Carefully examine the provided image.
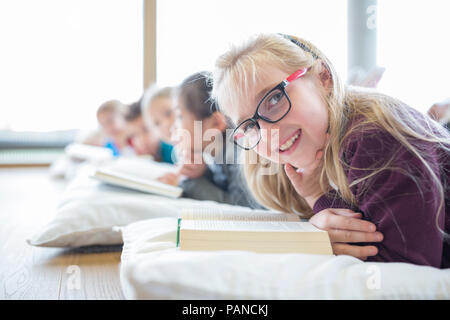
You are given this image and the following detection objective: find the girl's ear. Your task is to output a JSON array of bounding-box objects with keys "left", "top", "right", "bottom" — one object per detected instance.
[{"left": 318, "top": 60, "right": 333, "bottom": 93}]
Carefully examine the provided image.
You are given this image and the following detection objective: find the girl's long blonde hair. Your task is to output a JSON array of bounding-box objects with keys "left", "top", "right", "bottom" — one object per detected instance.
[{"left": 211, "top": 33, "right": 450, "bottom": 238}]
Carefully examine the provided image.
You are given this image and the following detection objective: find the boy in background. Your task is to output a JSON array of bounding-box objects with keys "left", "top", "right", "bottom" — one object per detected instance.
[
  {"left": 83, "top": 99, "right": 130, "bottom": 156},
  {"left": 125, "top": 98, "right": 174, "bottom": 163}
]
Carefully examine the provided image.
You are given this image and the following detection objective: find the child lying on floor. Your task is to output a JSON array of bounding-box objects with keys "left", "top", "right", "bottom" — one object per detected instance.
[
  {"left": 211, "top": 33, "right": 450, "bottom": 267},
  {"left": 92, "top": 99, "right": 131, "bottom": 156},
  {"left": 158, "top": 72, "right": 262, "bottom": 209},
  {"left": 124, "top": 98, "right": 174, "bottom": 164}
]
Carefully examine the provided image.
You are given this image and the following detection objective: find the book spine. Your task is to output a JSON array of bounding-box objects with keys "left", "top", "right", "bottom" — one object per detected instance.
[{"left": 176, "top": 218, "right": 181, "bottom": 247}]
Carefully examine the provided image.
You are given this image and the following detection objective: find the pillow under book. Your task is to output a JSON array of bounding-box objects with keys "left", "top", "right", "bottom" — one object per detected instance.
[
  {"left": 178, "top": 209, "right": 332, "bottom": 255},
  {"left": 119, "top": 217, "right": 450, "bottom": 299}
]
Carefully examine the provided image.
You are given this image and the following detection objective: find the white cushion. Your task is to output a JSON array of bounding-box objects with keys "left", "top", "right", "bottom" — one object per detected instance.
[
  {"left": 119, "top": 217, "right": 450, "bottom": 299},
  {"left": 27, "top": 166, "right": 253, "bottom": 248}
]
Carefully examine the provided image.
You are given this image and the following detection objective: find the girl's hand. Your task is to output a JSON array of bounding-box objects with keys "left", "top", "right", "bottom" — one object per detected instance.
[
  {"left": 175, "top": 147, "right": 207, "bottom": 179},
  {"left": 157, "top": 172, "right": 180, "bottom": 186},
  {"left": 284, "top": 149, "right": 326, "bottom": 208},
  {"left": 178, "top": 162, "right": 207, "bottom": 179},
  {"left": 309, "top": 208, "right": 383, "bottom": 260}
]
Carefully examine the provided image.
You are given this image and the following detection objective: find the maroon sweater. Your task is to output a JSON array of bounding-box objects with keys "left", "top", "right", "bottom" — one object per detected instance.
[{"left": 313, "top": 114, "right": 450, "bottom": 269}]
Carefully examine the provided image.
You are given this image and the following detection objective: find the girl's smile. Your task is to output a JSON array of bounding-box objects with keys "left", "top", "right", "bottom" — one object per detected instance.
[{"left": 279, "top": 128, "right": 302, "bottom": 154}]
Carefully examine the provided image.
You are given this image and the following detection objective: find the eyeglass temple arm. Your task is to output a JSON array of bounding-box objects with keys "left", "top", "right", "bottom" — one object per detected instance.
[{"left": 286, "top": 68, "right": 307, "bottom": 83}]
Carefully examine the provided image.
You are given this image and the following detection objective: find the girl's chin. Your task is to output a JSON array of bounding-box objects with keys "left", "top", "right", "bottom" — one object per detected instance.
[
  {"left": 281, "top": 144, "right": 321, "bottom": 168},
  {"left": 282, "top": 155, "right": 310, "bottom": 170}
]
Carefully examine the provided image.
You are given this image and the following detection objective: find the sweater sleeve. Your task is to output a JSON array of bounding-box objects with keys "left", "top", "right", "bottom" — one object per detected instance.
[
  {"left": 179, "top": 164, "right": 264, "bottom": 209},
  {"left": 313, "top": 128, "right": 445, "bottom": 267}
]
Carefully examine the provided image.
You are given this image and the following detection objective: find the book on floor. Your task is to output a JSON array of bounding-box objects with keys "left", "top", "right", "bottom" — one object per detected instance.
[
  {"left": 91, "top": 157, "right": 183, "bottom": 198},
  {"left": 177, "top": 208, "right": 333, "bottom": 255}
]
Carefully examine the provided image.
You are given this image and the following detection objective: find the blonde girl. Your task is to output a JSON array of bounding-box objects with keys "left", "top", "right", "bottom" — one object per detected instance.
[{"left": 212, "top": 33, "right": 450, "bottom": 268}]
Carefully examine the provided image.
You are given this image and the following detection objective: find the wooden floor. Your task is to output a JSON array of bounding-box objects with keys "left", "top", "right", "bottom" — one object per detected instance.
[{"left": 0, "top": 167, "right": 124, "bottom": 299}]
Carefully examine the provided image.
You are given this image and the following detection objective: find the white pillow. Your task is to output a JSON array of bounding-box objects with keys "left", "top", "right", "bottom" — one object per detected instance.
[
  {"left": 119, "top": 217, "right": 450, "bottom": 299},
  {"left": 27, "top": 166, "right": 253, "bottom": 248}
]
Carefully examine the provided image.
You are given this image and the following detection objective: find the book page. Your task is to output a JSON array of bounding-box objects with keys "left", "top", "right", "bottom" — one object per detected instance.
[
  {"left": 93, "top": 169, "right": 182, "bottom": 197},
  {"left": 181, "top": 208, "right": 300, "bottom": 222},
  {"left": 180, "top": 239, "right": 333, "bottom": 255},
  {"left": 104, "top": 157, "right": 177, "bottom": 181},
  {"left": 181, "top": 220, "right": 321, "bottom": 232}
]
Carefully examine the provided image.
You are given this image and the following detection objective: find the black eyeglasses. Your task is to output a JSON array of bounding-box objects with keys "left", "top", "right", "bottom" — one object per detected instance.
[{"left": 232, "top": 68, "right": 308, "bottom": 150}]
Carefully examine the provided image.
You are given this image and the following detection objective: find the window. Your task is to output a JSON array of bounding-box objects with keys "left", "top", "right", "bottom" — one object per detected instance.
[
  {"left": 156, "top": 0, "right": 347, "bottom": 87},
  {"left": 6, "top": 1, "right": 445, "bottom": 132},
  {"left": 377, "top": 0, "right": 450, "bottom": 112},
  {"left": 0, "top": 0, "right": 143, "bottom": 132}
]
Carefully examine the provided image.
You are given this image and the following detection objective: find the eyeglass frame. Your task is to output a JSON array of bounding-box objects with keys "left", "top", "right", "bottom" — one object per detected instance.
[{"left": 232, "top": 67, "right": 308, "bottom": 150}]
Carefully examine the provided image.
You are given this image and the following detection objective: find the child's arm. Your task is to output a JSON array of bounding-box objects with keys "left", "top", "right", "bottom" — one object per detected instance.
[
  {"left": 313, "top": 128, "right": 446, "bottom": 268},
  {"left": 180, "top": 164, "right": 264, "bottom": 209}
]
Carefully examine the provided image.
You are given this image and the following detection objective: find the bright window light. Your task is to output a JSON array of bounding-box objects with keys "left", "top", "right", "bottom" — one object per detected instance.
[
  {"left": 156, "top": 0, "right": 347, "bottom": 87},
  {"left": 0, "top": 0, "right": 143, "bottom": 132},
  {"left": 377, "top": 0, "right": 450, "bottom": 112}
]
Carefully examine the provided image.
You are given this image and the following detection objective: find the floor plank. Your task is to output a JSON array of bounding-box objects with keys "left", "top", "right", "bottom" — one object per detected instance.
[{"left": 0, "top": 167, "right": 124, "bottom": 300}]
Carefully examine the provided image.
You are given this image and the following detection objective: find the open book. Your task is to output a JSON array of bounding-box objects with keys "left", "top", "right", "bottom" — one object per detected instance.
[
  {"left": 91, "top": 157, "right": 183, "bottom": 198},
  {"left": 178, "top": 208, "right": 333, "bottom": 255}
]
